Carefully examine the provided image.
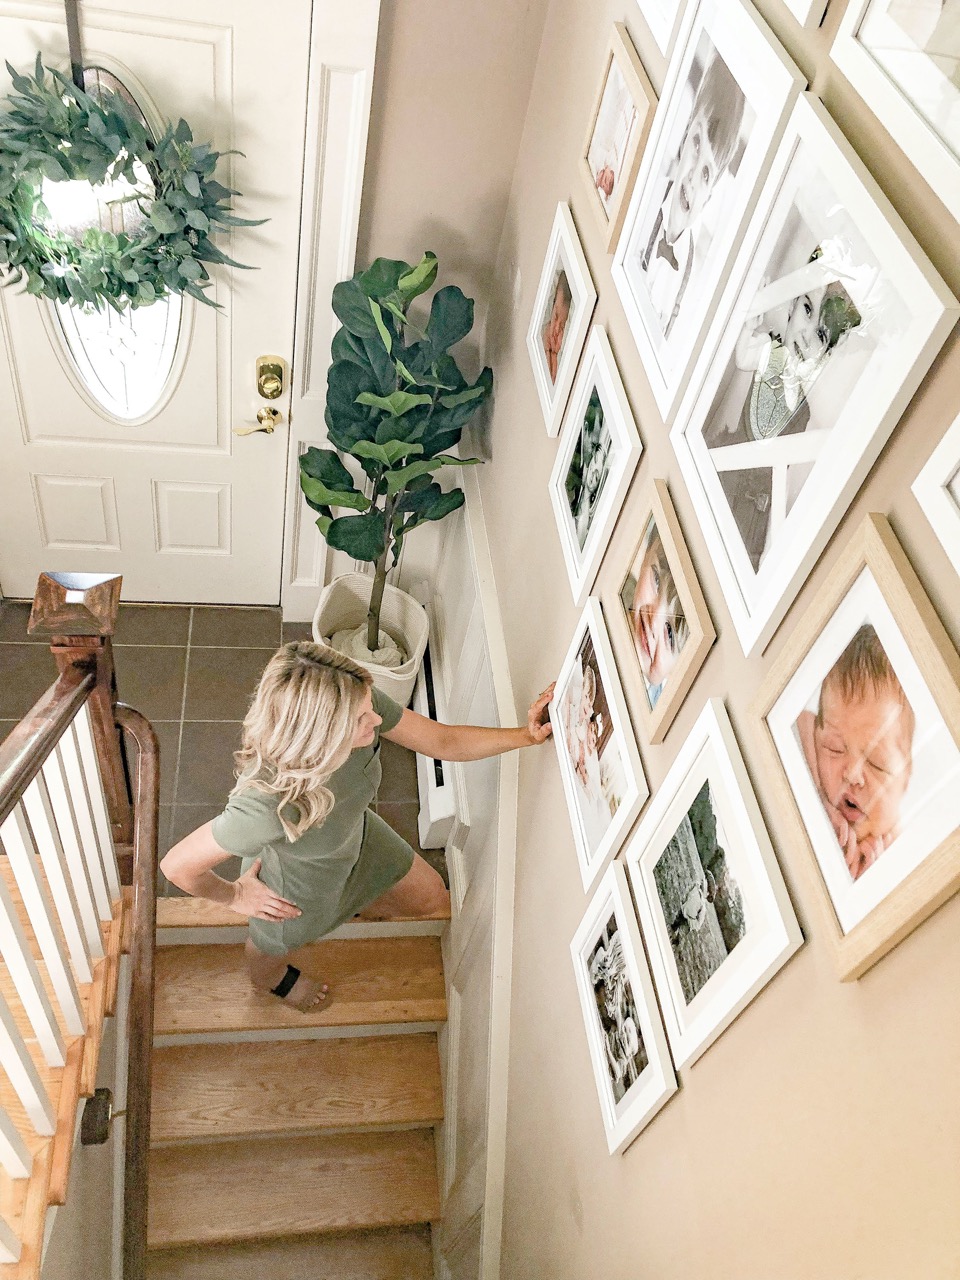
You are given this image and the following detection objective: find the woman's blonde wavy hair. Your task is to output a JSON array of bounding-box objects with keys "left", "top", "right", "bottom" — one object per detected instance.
[{"left": 232, "top": 641, "right": 373, "bottom": 841}]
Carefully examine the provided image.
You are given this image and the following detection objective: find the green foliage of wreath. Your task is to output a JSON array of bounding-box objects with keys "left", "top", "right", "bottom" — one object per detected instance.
[{"left": 0, "top": 55, "right": 263, "bottom": 311}]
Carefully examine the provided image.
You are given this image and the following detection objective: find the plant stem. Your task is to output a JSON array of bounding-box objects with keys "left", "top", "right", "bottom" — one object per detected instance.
[{"left": 367, "top": 552, "right": 388, "bottom": 652}]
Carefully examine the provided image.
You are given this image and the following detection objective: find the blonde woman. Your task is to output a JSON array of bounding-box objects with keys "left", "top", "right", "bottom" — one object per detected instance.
[{"left": 161, "top": 641, "right": 554, "bottom": 1011}]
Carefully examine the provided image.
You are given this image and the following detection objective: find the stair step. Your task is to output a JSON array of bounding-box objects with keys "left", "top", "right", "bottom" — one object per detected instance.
[
  {"left": 156, "top": 896, "right": 449, "bottom": 931},
  {"left": 144, "top": 1225, "right": 434, "bottom": 1280},
  {"left": 151, "top": 1033, "right": 443, "bottom": 1144},
  {"left": 153, "top": 938, "right": 446, "bottom": 1037},
  {"left": 147, "top": 1130, "right": 441, "bottom": 1250}
]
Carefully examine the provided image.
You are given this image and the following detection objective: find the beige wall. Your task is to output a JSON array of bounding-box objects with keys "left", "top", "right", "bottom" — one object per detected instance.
[{"left": 472, "top": 1, "right": 960, "bottom": 1277}]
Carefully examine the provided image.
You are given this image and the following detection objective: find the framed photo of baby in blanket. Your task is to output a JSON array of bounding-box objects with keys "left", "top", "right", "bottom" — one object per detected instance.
[
  {"left": 670, "top": 93, "right": 959, "bottom": 657},
  {"left": 548, "top": 327, "right": 644, "bottom": 606},
  {"left": 624, "top": 698, "right": 801, "bottom": 1068},
  {"left": 570, "top": 861, "right": 677, "bottom": 1156},
  {"left": 755, "top": 514, "right": 960, "bottom": 981},
  {"left": 550, "top": 599, "right": 648, "bottom": 891}
]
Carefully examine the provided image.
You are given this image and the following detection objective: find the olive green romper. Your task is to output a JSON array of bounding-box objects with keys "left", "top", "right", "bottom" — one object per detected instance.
[{"left": 210, "top": 688, "right": 414, "bottom": 956}]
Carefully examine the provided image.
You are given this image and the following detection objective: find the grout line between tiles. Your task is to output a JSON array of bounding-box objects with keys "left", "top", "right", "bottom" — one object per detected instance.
[{"left": 170, "top": 609, "right": 193, "bottom": 811}]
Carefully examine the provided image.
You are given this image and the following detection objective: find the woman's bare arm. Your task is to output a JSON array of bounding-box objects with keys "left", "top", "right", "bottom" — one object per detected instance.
[
  {"left": 383, "top": 685, "right": 554, "bottom": 762},
  {"left": 160, "top": 822, "right": 301, "bottom": 921}
]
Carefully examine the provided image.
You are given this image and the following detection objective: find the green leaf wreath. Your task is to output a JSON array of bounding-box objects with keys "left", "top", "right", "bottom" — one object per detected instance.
[{"left": 0, "top": 56, "right": 263, "bottom": 310}]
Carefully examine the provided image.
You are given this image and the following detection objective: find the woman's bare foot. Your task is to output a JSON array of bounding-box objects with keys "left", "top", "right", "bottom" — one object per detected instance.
[
  {"left": 245, "top": 941, "right": 328, "bottom": 1013},
  {"left": 274, "top": 969, "right": 328, "bottom": 1012}
]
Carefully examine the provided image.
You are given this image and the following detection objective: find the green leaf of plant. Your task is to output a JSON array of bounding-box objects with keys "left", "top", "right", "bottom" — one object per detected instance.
[
  {"left": 299, "top": 445, "right": 356, "bottom": 491},
  {"left": 332, "top": 278, "right": 380, "bottom": 338},
  {"left": 368, "top": 299, "right": 392, "bottom": 354},
  {"left": 178, "top": 257, "right": 203, "bottom": 280},
  {"left": 331, "top": 326, "right": 369, "bottom": 368},
  {"left": 148, "top": 203, "right": 179, "bottom": 234},
  {"left": 325, "top": 510, "right": 387, "bottom": 563},
  {"left": 383, "top": 453, "right": 474, "bottom": 496},
  {"left": 357, "top": 257, "right": 409, "bottom": 300},
  {"left": 185, "top": 208, "right": 209, "bottom": 232},
  {"left": 397, "top": 251, "right": 438, "bottom": 302},
  {"left": 314, "top": 513, "right": 332, "bottom": 537},
  {"left": 355, "top": 389, "right": 432, "bottom": 418},
  {"left": 183, "top": 171, "right": 201, "bottom": 198},
  {"left": 438, "top": 385, "right": 485, "bottom": 410},
  {"left": 352, "top": 439, "right": 424, "bottom": 467},
  {"left": 299, "top": 472, "right": 369, "bottom": 512},
  {"left": 424, "top": 284, "right": 474, "bottom": 355}
]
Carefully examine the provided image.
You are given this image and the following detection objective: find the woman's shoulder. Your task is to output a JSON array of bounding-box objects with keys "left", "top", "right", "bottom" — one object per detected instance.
[{"left": 214, "top": 782, "right": 286, "bottom": 847}]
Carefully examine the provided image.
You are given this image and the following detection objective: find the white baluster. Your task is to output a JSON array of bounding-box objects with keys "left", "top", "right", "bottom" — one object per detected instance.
[
  {"left": 0, "top": 1211, "right": 22, "bottom": 1263},
  {"left": 56, "top": 724, "right": 112, "bottom": 923},
  {"left": 0, "top": 808, "right": 84, "bottom": 1038},
  {"left": 0, "top": 1107, "right": 31, "bottom": 1180},
  {"left": 22, "top": 775, "right": 93, "bottom": 984},
  {"left": 42, "top": 745, "right": 105, "bottom": 961},
  {"left": 0, "top": 991, "right": 55, "bottom": 1135},
  {"left": 0, "top": 870, "right": 64, "bottom": 1067},
  {"left": 72, "top": 705, "right": 122, "bottom": 902}
]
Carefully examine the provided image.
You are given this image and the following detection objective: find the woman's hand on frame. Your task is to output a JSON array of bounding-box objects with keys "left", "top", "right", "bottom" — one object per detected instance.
[
  {"left": 525, "top": 683, "right": 556, "bottom": 746},
  {"left": 231, "top": 858, "right": 302, "bottom": 922}
]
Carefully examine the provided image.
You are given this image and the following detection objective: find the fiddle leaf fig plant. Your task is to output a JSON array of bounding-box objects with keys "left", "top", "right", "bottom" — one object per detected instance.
[{"left": 300, "top": 252, "right": 493, "bottom": 654}]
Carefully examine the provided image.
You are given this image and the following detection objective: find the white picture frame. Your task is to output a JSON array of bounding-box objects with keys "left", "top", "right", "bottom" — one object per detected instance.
[
  {"left": 549, "top": 328, "right": 644, "bottom": 606},
  {"left": 625, "top": 698, "right": 801, "bottom": 1068},
  {"left": 570, "top": 861, "right": 678, "bottom": 1155},
  {"left": 611, "top": 0, "right": 803, "bottom": 422},
  {"left": 633, "top": 0, "right": 688, "bottom": 61},
  {"left": 912, "top": 410, "right": 960, "bottom": 569},
  {"left": 782, "top": 0, "right": 830, "bottom": 28},
  {"left": 833, "top": 0, "right": 960, "bottom": 223},
  {"left": 670, "top": 93, "right": 959, "bottom": 658},
  {"left": 550, "top": 599, "right": 648, "bottom": 891},
  {"left": 526, "top": 202, "right": 598, "bottom": 437}
]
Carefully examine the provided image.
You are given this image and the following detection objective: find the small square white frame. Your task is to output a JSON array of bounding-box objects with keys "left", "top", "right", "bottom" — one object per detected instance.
[
  {"left": 624, "top": 698, "right": 801, "bottom": 1069},
  {"left": 549, "top": 328, "right": 644, "bottom": 606},
  {"left": 611, "top": 0, "right": 803, "bottom": 423},
  {"left": 570, "top": 861, "right": 678, "bottom": 1155},
  {"left": 526, "top": 203, "right": 598, "bottom": 437},
  {"left": 670, "top": 93, "right": 959, "bottom": 657},
  {"left": 912, "top": 411, "right": 960, "bottom": 570},
  {"left": 550, "top": 599, "right": 649, "bottom": 892}
]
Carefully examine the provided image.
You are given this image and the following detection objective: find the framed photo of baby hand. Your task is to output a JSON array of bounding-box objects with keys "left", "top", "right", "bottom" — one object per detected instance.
[
  {"left": 549, "top": 599, "right": 648, "bottom": 891},
  {"left": 527, "top": 202, "right": 597, "bottom": 437},
  {"left": 604, "top": 477, "right": 715, "bottom": 745},
  {"left": 549, "top": 328, "right": 644, "bottom": 606},
  {"left": 570, "top": 861, "right": 677, "bottom": 1155},
  {"left": 580, "top": 24, "right": 657, "bottom": 252},
  {"left": 755, "top": 514, "right": 960, "bottom": 981}
]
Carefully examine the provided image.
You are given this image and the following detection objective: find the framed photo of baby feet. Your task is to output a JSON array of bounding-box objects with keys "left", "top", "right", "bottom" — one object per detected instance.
[
  {"left": 755, "top": 514, "right": 960, "bottom": 981},
  {"left": 548, "top": 327, "right": 643, "bottom": 607},
  {"left": 670, "top": 92, "right": 959, "bottom": 658},
  {"left": 625, "top": 698, "right": 801, "bottom": 1068},
  {"left": 549, "top": 599, "right": 648, "bottom": 891},
  {"left": 570, "top": 861, "right": 677, "bottom": 1156}
]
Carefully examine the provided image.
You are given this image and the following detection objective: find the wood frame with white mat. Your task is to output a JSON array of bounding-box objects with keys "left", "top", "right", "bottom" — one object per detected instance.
[
  {"left": 603, "top": 476, "right": 715, "bottom": 745},
  {"left": 754, "top": 514, "right": 960, "bottom": 981},
  {"left": 912, "top": 410, "right": 960, "bottom": 570},
  {"left": 579, "top": 23, "right": 657, "bottom": 252}
]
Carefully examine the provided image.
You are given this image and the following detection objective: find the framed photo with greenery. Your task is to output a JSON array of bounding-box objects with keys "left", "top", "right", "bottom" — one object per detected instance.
[
  {"left": 549, "top": 600, "right": 648, "bottom": 891},
  {"left": 625, "top": 698, "right": 801, "bottom": 1068},
  {"left": 548, "top": 327, "right": 643, "bottom": 606},
  {"left": 912, "top": 410, "right": 960, "bottom": 571},
  {"left": 670, "top": 94, "right": 959, "bottom": 657},
  {"left": 570, "top": 861, "right": 677, "bottom": 1156},
  {"left": 580, "top": 24, "right": 657, "bottom": 252},
  {"left": 754, "top": 514, "right": 960, "bottom": 981},
  {"left": 604, "top": 477, "right": 715, "bottom": 745},
  {"left": 526, "top": 202, "right": 597, "bottom": 437}
]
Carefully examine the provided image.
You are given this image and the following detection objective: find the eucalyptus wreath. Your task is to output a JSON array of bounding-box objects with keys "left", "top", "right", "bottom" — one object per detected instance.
[{"left": 0, "top": 55, "right": 261, "bottom": 311}]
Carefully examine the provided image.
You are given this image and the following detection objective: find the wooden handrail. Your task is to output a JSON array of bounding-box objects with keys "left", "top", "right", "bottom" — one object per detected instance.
[
  {"left": 0, "top": 664, "right": 95, "bottom": 828},
  {"left": 114, "top": 703, "right": 159, "bottom": 1280}
]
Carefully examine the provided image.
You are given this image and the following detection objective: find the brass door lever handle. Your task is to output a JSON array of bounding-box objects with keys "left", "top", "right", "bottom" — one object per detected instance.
[{"left": 234, "top": 406, "right": 283, "bottom": 436}]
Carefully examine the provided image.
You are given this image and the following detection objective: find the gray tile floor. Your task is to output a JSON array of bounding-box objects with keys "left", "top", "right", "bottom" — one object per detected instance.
[{"left": 0, "top": 601, "right": 443, "bottom": 888}]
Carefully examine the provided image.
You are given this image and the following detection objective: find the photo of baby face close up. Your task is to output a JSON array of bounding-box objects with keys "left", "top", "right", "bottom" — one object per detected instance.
[{"left": 622, "top": 519, "right": 690, "bottom": 709}]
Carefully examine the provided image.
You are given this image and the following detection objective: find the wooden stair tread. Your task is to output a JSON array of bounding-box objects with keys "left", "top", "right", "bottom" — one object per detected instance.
[
  {"left": 153, "top": 938, "right": 446, "bottom": 1036},
  {"left": 156, "top": 896, "right": 450, "bottom": 929},
  {"left": 151, "top": 1033, "right": 443, "bottom": 1144},
  {"left": 144, "top": 1225, "right": 434, "bottom": 1280},
  {"left": 147, "top": 1130, "right": 441, "bottom": 1249}
]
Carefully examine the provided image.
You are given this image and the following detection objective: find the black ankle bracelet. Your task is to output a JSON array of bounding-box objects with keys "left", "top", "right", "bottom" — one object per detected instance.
[{"left": 270, "top": 964, "right": 301, "bottom": 998}]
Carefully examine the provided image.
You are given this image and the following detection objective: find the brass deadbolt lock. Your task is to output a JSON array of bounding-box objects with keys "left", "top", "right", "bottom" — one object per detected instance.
[{"left": 257, "top": 355, "right": 286, "bottom": 400}]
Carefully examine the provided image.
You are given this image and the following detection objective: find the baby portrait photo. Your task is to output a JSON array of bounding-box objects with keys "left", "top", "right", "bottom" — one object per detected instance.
[
  {"left": 540, "top": 267, "right": 572, "bottom": 387},
  {"left": 588, "top": 59, "right": 638, "bottom": 216},
  {"left": 565, "top": 387, "right": 611, "bottom": 552},
  {"left": 551, "top": 602, "right": 647, "bottom": 889},
  {"left": 588, "top": 913, "right": 649, "bottom": 1102},
  {"left": 620, "top": 513, "right": 689, "bottom": 712}
]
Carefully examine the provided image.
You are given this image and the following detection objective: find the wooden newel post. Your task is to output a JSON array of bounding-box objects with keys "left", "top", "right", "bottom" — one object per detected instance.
[{"left": 28, "top": 572, "right": 134, "bottom": 846}]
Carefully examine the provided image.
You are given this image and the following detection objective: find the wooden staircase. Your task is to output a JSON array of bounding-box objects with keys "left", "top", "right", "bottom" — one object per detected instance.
[{"left": 144, "top": 898, "right": 448, "bottom": 1279}]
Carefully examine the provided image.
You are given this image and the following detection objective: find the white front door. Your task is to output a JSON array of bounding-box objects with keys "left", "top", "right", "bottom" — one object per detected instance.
[{"left": 0, "top": 0, "right": 310, "bottom": 603}]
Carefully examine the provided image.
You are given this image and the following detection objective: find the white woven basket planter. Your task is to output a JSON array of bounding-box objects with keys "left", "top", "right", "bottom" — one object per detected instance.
[{"left": 312, "top": 572, "right": 429, "bottom": 707}]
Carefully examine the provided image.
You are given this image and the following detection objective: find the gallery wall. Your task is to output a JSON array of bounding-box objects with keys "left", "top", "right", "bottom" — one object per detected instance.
[{"left": 473, "top": 0, "right": 960, "bottom": 1276}]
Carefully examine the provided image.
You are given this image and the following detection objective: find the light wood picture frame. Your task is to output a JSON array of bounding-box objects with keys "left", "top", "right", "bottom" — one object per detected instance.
[
  {"left": 604, "top": 477, "right": 715, "bottom": 744},
  {"left": 549, "top": 327, "right": 644, "bottom": 606},
  {"left": 611, "top": 0, "right": 804, "bottom": 422},
  {"left": 570, "top": 862, "right": 677, "bottom": 1156},
  {"left": 912, "top": 410, "right": 960, "bottom": 570},
  {"left": 833, "top": 0, "right": 960, "bottom": 223},
  {"left": 526, "top": 202, "right": 598, "bottom": 437},
  {"left": 549, "top": 599, "right": 649, "bottom": 891},
  {"left": 580, "top": 24, "right": 657, "bottom": 252},
  {"left": 625, "top": 698, "right": 802, "bottom": 1068},
  {"left": 754, "top": 514, "right": 960, "bottom": 981},
  {"left": 670, "top": 93, "right": 959, "bottom": 658}
]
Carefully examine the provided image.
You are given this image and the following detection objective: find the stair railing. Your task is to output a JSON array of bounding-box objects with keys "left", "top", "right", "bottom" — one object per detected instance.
[{"left": 0, "top": 573, "right": 158, "bottom": 1276}]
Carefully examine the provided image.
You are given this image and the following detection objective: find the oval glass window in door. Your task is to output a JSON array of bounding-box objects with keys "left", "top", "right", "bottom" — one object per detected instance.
[{"left": 44, "top": 66, "right": 183, "bottom": 423}]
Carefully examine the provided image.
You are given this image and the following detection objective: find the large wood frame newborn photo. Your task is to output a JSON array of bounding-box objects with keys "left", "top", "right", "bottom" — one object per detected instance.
[{"left": 755, "top": 515, "right": 960, "bottom": 981}]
